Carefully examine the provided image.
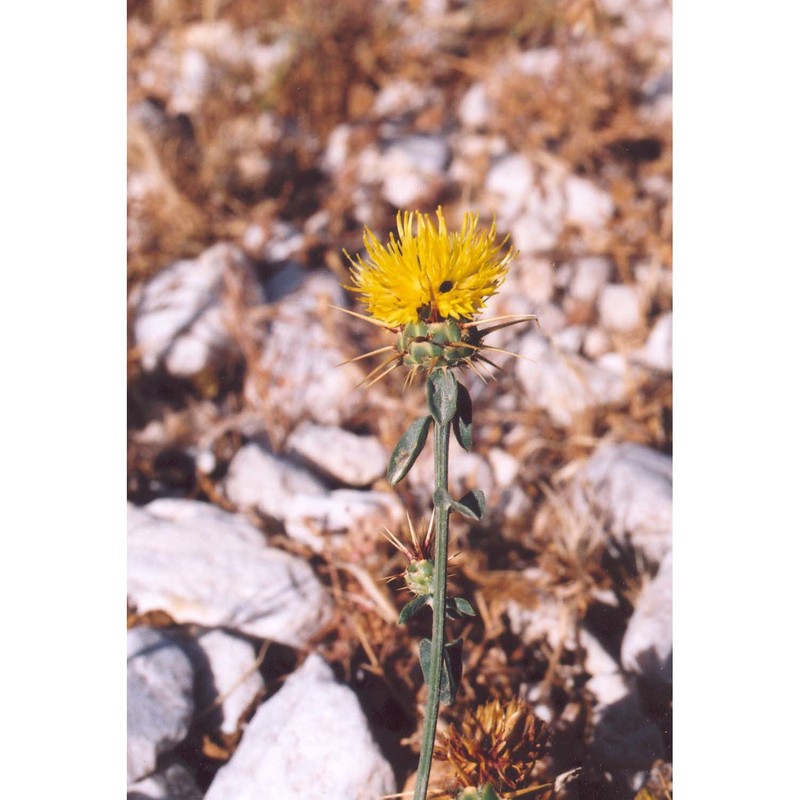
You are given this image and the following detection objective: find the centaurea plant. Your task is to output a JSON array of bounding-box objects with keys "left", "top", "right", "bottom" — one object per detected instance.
[{"left": 339, "top": 207, "right": 538, "bottom": 800}]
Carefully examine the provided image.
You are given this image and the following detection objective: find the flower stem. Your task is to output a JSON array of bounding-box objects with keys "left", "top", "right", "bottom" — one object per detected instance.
[{"left": 413, "top": 417, "right": 451, "bottom": 800}]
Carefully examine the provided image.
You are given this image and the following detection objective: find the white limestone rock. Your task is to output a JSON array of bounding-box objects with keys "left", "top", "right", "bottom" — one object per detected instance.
[
  {"left": 621, "top": 550, "right": 672, "bottom": 687},
  {"left": 192, "top": 629, "right": 266, "bottom": 736},
  {"left": 323, "top": 123, "right": 352, "bottom": 173},
  {"left": 284, "top": 488, "right": 404, "bottom": 553},
  {"left": 222, "top": 440, "right": 401, "bottom": 551},
  {"left": 286, "top": 422, "right": 388, "bottom": 487},
  {"left": 507, "top": 590, "right": 578, "bottom": 653},
  {"left": 459, "top": 82, "right": 492, "bottom": 129},
  {"left": 569, "top": 257, "right": 612, "bottom": 304},
  {"left": 127, "top": 758, "right": 203, "bottom": 800},
  {"left": 509, "top": 169, "right": 568, "bottom": 254},
  {"left": 588, "top": 673, "right": 666, "bottom": 793},
  {"left": 205, "top": 654, "right": 396, "bottom": 800},
  {"left": 515, "top": 333, "right": 628, "bottom": 427},
  {"left": 378, "top": 134, "right": 450, "bottom": 208},
  {"left": 633, "top": 311, "right": 672, "bottom": 371},
  {"left": 517, "top": 47, "right": 562, "bottom": 81},
  {"left": 127, "top": 499, "right": 331, "bottom": 644},
  {"left": 127, "top": 627, "right": 195, "bottom": 785},
  {"left": 564, "top": 175, "right": 615, "bottom": 229},
  {"left": 571, "top": 442, "right": 672, "bottom": 566},
  {"left": 372, "top": 78, "right": 441, "bottom": 119},
  {"left": 133, "top": 243, "right": 263, "bottom": 377},
  {"left": 223, "top": 441, "right": 327, "bottom": 521},
  {"left": 485, "top": 153, "right": 534, "bottom": 221},
  {"left": 244, "top": 272, "right": 361, "bottom": 428},
  {"left": 598, "top": 283, "right": 645, "bottom": 333}
]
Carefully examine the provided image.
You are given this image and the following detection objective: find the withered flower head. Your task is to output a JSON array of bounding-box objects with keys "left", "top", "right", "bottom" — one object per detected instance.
[{"left": 434, "top": 697, "right": 549, "bottom": 797}]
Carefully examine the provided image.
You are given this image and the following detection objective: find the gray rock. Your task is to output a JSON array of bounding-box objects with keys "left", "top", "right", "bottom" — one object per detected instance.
[
  {"left": 205, "top": 654, "right": 396, "bottom": 800},
  {"left": 621, "top": 550, "right": 672, "bottom": 687},
  {"left": 127, "top": 499, "right": 331, "bottom": 644},
  {"left": 127, "top": 628, "right": 195, "bottom": 785},
  {"left": 286, "top": 422, "right": 387, "bottom": 487},
  {"left": 192, "top": 629, "right": 266, "bottom": 736},
  {"left": 572, "top": 442, "right": 672, "bottom": 565},
  {"left": 133, "top": 243, "right": 263, "bottom": 377}
]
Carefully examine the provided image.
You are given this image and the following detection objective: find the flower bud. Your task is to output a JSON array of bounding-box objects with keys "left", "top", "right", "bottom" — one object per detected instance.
[{"left": 404, "top": 558, "right": 435, "bottom": 596}]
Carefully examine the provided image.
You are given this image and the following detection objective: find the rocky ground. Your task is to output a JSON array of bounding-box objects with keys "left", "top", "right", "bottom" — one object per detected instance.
[{"left": 127, "top": 1, "right": 672, "bottom": 798}]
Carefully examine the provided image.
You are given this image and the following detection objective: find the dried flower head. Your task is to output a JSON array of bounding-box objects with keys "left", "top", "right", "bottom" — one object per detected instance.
[
  {"left": 434, "top": 698, "right": 549, "bottom": 796},
  {"left": 337, "top": 207, "right": 536, "bottom": 386},
  {"left": 345, "top": 207, "right": 516, "bottom": 327}
]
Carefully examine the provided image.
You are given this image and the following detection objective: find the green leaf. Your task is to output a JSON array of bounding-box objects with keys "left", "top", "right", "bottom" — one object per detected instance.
[
  {"left": 445, "top": 597, "right": 476, "bottom": 619},
  {"left": 398, "top": 594, "right": 430, "bottom": 625},
  {"left": 453, "top": 596, "right": 476, "bottom": 617},
  {"left": 426, "top": 369, "right": 458, "bottom": 426},
  {"left": 386, "top": 416, "right": 431, "bottom": 485},
  {"left": 419, "top": 638, "right": 463, "bottom": 706},
  {"left": 453, "top": 382, "right": 473, "bottom": 451},
  {"left": 450, "top": 489, "right": 486, "bottom": 520}
]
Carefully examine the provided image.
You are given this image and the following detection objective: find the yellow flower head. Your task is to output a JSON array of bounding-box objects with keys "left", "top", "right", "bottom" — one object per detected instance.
[{"left": 345, "top": 207, "right": 516, "bottom": 327}]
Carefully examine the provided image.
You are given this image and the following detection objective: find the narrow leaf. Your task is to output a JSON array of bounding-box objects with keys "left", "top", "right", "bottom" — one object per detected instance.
[
  {"left": 398, "top": 594, "right": 430, "bottom": 625},
  {"left": 386, "top": 416, "right": 431, "bottom": 485},
  {"left": 441, "top": 639, "right": 464, "bottom": 705},
  {"left": 426, "top": 369, "right": 458, "bottom": 426},
  {"left": 453, "top": 382, "right": 473, "bottom": 451},
  {"left": 450, "top": 489, "right": 486, "bottom": 520},
  {"left": 419, "top": 638, "right": 463, "bottom": 706}
]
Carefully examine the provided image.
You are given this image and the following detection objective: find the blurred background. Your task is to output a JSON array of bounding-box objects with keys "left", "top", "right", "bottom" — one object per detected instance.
[{"left": 127, "top": 1, "right": 672, "bottom": 798}]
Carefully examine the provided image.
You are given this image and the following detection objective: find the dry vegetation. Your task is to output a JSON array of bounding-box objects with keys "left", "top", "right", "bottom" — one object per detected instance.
[{"left": 128, "top": 1, "right": 672, "bottom": 797}]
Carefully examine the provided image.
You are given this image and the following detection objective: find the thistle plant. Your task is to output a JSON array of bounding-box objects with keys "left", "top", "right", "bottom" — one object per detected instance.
[{"left": 339, "top": 207, "right": 538, "bottom": 800}]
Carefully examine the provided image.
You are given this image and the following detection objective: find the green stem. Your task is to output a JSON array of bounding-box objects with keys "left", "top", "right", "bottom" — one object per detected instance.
[{"left": 413, "top": 417, "right": 450, "bottom": 800}]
